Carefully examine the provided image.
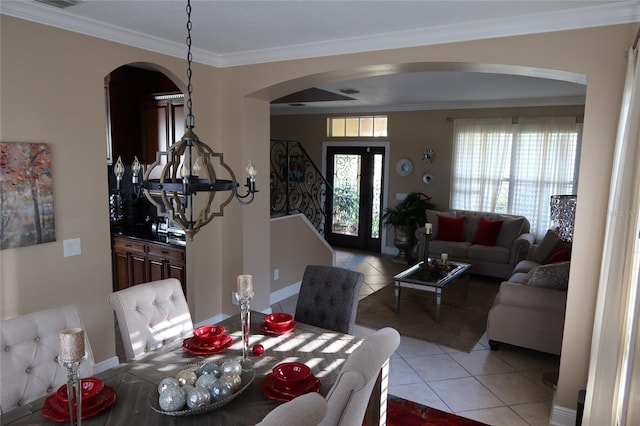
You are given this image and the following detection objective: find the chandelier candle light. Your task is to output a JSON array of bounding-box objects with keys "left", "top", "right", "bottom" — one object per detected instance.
[
  {"left": 236, "top": 274, "right": 254, "bottom": 366},
  {"left": 59, "top": 328, "right": 85, "bottom": 426},
  {"left": 141, "top": 0, "right": 257, "bottom": 240}
]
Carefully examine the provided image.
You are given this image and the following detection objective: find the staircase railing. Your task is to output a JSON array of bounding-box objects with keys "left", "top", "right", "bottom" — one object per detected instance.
[{"left": 270, "top": 139, "right": 331, "bottom": 235}]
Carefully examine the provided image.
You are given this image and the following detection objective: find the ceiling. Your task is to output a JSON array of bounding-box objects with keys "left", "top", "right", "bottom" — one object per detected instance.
[{"left": 3, "top": 1, "right": 639, "bottom": 114}]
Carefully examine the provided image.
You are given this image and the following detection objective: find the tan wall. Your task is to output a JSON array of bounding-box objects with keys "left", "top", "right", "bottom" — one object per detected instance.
[
  {"left": 270, "top": 215, "right": 334, "bottom": 292},
  {"left": 1, "top": 13, "right": 636, "bottom": 412}
]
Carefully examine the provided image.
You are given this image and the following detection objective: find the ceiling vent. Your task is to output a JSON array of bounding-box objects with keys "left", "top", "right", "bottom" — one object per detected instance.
[{"left": 35, "top": 0, "right": 82, "bottom": 9}]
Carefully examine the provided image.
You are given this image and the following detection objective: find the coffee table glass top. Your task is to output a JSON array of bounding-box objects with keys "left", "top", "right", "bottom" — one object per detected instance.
[{"left": 394, "top": 260, "right": 471, "bottom": 288}]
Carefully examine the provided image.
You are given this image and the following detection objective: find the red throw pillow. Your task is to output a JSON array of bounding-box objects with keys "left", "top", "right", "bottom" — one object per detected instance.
[
  {"left": 471, "top": 217, "right": 504, "bottom": 246},
  {"left": 546, "top": 248, "right": 572, "bottom": 264},
  {"left": 436, "top": 215, "right": 466, "bottom": 242}
]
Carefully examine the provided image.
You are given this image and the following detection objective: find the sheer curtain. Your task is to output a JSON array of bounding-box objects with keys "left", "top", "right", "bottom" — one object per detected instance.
[
  {"left": 451, "top": 118, "right": 512, "bottom": 211},
  {"left": 584, "top": 45, "right": 640, "bottom": 426},
  {"left": 511, "top": 117, "right": 579, "bottom": 238}
]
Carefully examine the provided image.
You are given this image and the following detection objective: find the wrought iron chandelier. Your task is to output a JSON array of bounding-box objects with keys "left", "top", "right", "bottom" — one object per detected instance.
[{"left": 142, "top": 0, "right": 257, "bottom": 240}]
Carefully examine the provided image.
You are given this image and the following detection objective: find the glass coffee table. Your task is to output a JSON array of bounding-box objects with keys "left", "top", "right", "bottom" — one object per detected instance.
[{"left": 394, "top": 260, "right": 472, "bottom": 322}]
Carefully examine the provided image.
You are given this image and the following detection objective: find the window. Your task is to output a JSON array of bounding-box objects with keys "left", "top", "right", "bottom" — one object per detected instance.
[
  {"left": 328, "top": 116, "right": 388, "bottom": 137},
  {"left": 451, "top": 117, "right": 580, "bottom": 239}
]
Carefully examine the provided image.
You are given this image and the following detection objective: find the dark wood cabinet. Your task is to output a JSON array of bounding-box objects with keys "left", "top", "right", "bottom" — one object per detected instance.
[{"left": 112, "top": 236, "right": 186, "bottom": 297}]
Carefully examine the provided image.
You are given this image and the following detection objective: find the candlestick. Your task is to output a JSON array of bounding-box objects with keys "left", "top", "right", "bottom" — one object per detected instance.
[
  {"left": 441, "top": 253, "right": 448, "bottom": 265},
  {"left": 59, "top": 328, "right": 85, "bottom": 426},
  {"left": 236, "top": 275, "right": 254, "bottom": 368}
]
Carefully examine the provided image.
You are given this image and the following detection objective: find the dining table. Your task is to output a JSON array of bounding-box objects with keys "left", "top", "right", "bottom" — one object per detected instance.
[{"left": 1, "top": 311, "right": 388, "bottom": 426}]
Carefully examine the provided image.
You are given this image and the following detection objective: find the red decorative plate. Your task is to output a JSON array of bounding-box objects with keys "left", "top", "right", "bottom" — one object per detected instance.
[
  {"left": 184, "top": 334, "right": 232, "bottom": 350},
  {"left": 259, "top": 321, "right": 297, "bottom": 335},
  {"left": 260, "top": 373, "right": 321, "bottom": 401},
  {"left": 182, "top": 336, "right": 233, "bottom": 355},
  {"left": 42, "top": 386, "right": 116, "bottom": 422}
]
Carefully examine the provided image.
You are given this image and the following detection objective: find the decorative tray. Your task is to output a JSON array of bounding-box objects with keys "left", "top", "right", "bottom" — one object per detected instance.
[{"left": 148, "top": 358, "right": 255, "bottom": 416}]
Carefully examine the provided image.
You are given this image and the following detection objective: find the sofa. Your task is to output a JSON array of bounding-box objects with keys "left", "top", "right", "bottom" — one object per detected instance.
[
  {"left": 486, "top": 229, "right": 571, "bottom": 355},
  {"left": 415, "top": 209, "right": 534, "bottom": 279}
]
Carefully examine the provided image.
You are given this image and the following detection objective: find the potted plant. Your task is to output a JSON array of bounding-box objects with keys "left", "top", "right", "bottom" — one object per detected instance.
[{"left": 382, "top": 192, "right": 434, "bottom": 261}]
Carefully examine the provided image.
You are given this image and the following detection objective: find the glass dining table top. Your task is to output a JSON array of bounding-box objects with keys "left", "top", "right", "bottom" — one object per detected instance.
[{"left": 1, "top": 312, "right": 365, "bottom": 426}]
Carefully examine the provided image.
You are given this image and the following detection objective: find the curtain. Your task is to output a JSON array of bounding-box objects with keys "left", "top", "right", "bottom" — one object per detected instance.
[
  {"left": 511, "top": 117, "right": 579, "bottom": 238},
  {"left": 584, "top": 45, "right": 640, "bottom": 426},
  {"left": 451, "top": 118, "right": 512, "bottom": 211}
]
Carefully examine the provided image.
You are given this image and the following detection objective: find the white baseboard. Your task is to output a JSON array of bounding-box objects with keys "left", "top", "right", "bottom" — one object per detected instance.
[
  {"left": 94, "top": 356, "right": 119, "bottom": 374},
  {"left": 270, "top": 281, "right": 301, "bottom": 306},
  {"left": 550, "top": 404, "right": 577, "bottom": 426}
]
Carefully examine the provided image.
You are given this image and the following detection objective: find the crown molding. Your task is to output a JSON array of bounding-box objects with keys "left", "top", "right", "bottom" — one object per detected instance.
[{"left": 2, "top": 1, "right": 639, "bottom": 67}]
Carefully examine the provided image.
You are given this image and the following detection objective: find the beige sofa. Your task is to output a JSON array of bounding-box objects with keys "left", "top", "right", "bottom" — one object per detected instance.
[
  {"left": 486, "top": 229, "right": 571, "bottom": 355},
  {"left": 416, "top": 209, "right": 534, "bottom": 279}
]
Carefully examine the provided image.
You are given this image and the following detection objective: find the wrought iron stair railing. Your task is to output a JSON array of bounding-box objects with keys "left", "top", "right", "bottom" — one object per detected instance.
[{"left": 270, "top": 139, "right": 330, "bottom": 235}]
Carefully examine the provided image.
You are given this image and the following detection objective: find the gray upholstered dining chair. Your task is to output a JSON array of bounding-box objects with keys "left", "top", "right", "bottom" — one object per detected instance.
[
  {"left": 108, "top": 278, "right": 193, "bottom": 360},
  {"left": 294, "top": 265, "right": 365, "bottom": 334},
  {"left": 319, "top": 327, "right": 400, "bottom": 426},
  {"left": 0, "top": 305, "right": 95, "bottom": 414},
  {"left": 256, "top": 391, "right": 327, "bottom": 426}
]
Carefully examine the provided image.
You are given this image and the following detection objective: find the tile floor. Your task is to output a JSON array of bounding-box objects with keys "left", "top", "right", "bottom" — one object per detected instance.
[{"left": 271, "top": 249, "right": 560, "bottom": 426}]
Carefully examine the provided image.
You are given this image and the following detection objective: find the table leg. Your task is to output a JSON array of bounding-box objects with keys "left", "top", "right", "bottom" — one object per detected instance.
[
  {"left": 436, "top": 289, "right": 442, "bottom": 323},
  {"left": 394, "top": 282, "right": 401, "bottom": 313}
]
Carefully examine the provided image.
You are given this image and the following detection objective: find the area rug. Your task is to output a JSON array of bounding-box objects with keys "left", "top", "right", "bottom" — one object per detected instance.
[
  {"left": 356, "top": 275, "right": 500, "bottom": 352},
  {"left": 383, "top": 394, "right": 489, "bottom": 425}
]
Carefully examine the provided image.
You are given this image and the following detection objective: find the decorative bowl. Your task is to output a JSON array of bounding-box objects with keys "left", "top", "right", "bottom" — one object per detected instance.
[
  {"left": 193, "top": 325, "right": 226, "bottom": 342},
  {"left": 272, "top": 362, "right": 311, "bottom": 389},
  {"left": 55, "top": 377, "right": 104, "bottom": 406},
  {"left": 264, "top": 313, "right": 294, "bottom": 331}
]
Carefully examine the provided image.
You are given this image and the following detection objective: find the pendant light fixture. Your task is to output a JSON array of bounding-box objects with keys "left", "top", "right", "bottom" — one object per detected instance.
[{"left": 142, "top": 0, "right": 257, "bottom": 240}]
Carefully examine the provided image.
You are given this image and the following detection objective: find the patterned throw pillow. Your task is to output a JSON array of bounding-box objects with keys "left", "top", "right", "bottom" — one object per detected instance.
[
  {"left": 523, "top": 261, "right": 570, "bottom": 290},
  {"left": 471, "top": 217, "right": 504, "bottom": 246},
  {"left": 436, "top": 215, "right": 466, "bottom": 242}
]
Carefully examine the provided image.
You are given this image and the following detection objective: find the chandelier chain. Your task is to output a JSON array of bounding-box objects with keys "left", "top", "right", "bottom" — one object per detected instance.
[{"left": 185, "top": 0, "right": 195, "bottom": 129}]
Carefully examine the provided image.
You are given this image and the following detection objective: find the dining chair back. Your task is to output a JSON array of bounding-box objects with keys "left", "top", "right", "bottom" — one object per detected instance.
[
  {"left": 319, "top": 327, "right": 400, "bottom": 426},
  {"left": 294, "top": 265, "right": 365, "bottom": 334},
  {"left": 108, "top": 278, "right": 193, "bottom": 360},
  {"left": 0, "top": 305, "right": 95, "bottom": 414},
  {"left": 256, "top": 391, "right": 327, "bottom": 425}
]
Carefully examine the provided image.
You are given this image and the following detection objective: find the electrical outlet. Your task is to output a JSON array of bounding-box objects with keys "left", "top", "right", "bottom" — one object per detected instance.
[
  {"left": 273, "top": 268, "right": 279, "bottom": 280},
  {"left": 396, "top": 192, "right": 407, "bottom": 200}
]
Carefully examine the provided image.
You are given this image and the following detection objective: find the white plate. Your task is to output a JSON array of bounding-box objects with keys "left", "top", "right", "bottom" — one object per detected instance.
[{"left": 395, "top": 158, "right": 413, "bottom": 176}]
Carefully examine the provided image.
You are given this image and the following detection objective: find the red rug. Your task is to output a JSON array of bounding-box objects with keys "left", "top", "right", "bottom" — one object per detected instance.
[{"left": 384, "top": 394, "right": 489, "bottom": 425}]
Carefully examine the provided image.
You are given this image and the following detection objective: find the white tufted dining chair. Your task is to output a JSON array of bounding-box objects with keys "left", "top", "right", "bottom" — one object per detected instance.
[
  {"left": 108, "top": 278, "right": 193, "bottom": 360},
  {"left": 256, "top": 391, "right": 327, "bottom": 426},
  {"left": 319, "top": 327, "right": 400, "bottom": 426},
  {"left": 0, "top": 305, "right": 95, "bottom": 414}
]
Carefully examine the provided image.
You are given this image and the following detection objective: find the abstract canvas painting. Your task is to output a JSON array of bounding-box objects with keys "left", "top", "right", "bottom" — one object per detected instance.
[{"left": 0, "top": 142, "right": 56, "bottom": 249}]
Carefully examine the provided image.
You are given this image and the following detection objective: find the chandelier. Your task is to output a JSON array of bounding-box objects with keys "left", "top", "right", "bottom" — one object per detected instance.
[{"left": 142, "top": 0, "right": 257, "bottom": 240}]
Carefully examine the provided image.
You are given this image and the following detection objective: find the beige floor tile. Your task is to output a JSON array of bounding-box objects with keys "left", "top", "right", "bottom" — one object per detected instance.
[
  {"left": 510, "top": 400, "right": 553, "bottom": 426},
  {"left": 396, "top": 335, "right": 445, "bottom": 358},
  {"left": 389, "top": 382, "right": 451, "bottom": 413},
  {"left": 459, "top": 406, "right": 530, "bottom": 426},
  {"left": 410, "top": 353, "right": 471, "bottom": 382},
  {"left": 429, "top": 377, "right": 504, "bottom": 412},
  {"left": 389, "top": 356, "right": 423, "bottom": 386},
  {"left": 477, "top": 372, "right": 551, "bottom": 405},
  {"left": 450, "top": 349, "right": 517, "bottom": 376},
  {"left": 492, "top": 346, "right": 560, "bottom": 372}
]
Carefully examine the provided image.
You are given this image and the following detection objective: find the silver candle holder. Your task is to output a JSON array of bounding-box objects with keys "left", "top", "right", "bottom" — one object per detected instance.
[
  {"left": 236, "top": 274, "right": 254, "bottom": 368},
  {"left": 59, "top": 328, "right": 85, "bottom": 426}
]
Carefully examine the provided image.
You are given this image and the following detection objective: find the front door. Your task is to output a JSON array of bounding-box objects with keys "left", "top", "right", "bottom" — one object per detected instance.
[{"left": 325, "top": 146, "right": 384, "bottom": 252}]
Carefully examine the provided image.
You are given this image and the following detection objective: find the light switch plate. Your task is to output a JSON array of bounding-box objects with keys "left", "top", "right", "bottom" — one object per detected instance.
[{"left": 63, "top": 238, "right": 81, "bottom": 257}]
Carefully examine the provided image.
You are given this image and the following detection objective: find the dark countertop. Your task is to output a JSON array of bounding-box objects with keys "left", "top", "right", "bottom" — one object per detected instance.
[{"left": 111, "top": 231, "right": 186, "bottom": 248}]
